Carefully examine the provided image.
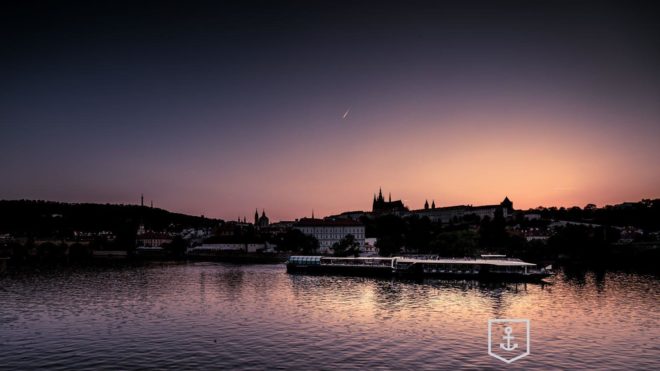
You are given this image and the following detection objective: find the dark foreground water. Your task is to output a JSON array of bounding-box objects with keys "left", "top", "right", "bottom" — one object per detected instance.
[{"left": 1, "top": 262, "right": 658, "bottom": 370}]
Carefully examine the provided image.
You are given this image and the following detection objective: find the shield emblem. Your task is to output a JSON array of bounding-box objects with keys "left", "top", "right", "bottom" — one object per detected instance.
[{"left": 488, "top": 319, "right": 530, "bottom": 364}]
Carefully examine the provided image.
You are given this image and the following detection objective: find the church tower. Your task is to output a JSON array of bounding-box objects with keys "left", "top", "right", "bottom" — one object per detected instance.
[
  {"left": 371, "top": 187, "right": 409, "bottom": 214},
  {"left": 424, "top": 200, "right": 429, "bottom": 210},
  {"left": 254, "top": 209, "right": 259, "bottom": 226},
  {"left": 257, "top": 210, "right": 269, "bottom": 228},
  {"left": 500, "top": 197, "right": 513, "bottom": 212}
]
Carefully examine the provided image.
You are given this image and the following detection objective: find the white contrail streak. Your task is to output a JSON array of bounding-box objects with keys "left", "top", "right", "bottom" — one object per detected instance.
[{"left": 342, "top": 107, "right": 351, "bottom": 119}]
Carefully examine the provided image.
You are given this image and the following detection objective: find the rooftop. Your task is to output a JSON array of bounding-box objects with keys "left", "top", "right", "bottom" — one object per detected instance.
[
  {"left": 294, "top": 218, "right": 364, "bottom": 227},
  {"left": 396, "top": 257, "right": 536, "bottom": 267},
  {"left": 410, "top": 204, "right": 500, "bottom": 213},
  {"left": 294, "top": 255, "right": 537, "bottom": 267}
]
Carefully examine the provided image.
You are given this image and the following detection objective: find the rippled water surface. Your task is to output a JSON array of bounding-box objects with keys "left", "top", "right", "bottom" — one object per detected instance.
[{"left": 1, "top": 262, "right": 658, "bottom": 370}]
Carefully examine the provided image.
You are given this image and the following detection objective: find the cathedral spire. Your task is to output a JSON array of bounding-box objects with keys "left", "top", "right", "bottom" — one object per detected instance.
[
  {"left": 389, "top": 192, "right": 391, "bottom": 202},
  {"left": 424, "top": 200, "right": 429, "bottom": 210},
  {"left": 432, "top": 200, "right": 435, "bottom": 209}
]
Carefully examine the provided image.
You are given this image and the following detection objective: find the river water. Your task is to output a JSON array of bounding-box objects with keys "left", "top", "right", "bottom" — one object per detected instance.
[{"left": 0, "top": 262, "right": 658, "bottom": 370}]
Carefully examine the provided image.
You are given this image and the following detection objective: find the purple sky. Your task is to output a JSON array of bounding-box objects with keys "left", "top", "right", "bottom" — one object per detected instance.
[{"left": 2, "top": 1, "right": 659, "bottom": 221}]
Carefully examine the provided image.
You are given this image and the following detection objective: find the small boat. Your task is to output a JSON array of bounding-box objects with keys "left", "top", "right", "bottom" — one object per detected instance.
[{"left": 286, "top": 254, "right": 552, "bottom": 282}]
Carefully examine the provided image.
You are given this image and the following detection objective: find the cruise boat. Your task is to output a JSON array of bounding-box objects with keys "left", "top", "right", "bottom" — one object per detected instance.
[{"left": 286, "top": 254, "right": 552, "bottom": 281}]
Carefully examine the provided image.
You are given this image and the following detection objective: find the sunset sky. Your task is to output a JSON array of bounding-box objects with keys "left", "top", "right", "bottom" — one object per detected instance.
[{"left": 2, "top": 1, "right": 659, "bottom": 221}]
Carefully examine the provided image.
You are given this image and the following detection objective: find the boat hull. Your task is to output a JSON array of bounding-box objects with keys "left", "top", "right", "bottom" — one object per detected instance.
[
  {"left": 286, "top": 263, "right": 393, "bottom": 278},
  {"left": 398, "top": 269, "right": 551, "bottom": 282}
]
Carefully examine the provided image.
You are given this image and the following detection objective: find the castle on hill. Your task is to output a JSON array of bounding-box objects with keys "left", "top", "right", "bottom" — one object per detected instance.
[
  {"left": 372, "top": 188, "right": 409, "bottom": 216},
  {"left": 410, "top": 196, "right": 513, "bottom": 223},
  {"left": 324, "top": 188, "right": 514, "bottom": 224}
]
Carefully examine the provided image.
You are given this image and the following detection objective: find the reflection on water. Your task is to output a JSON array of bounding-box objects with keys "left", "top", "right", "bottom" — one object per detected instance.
[{"left": 1, "top": 262, "right": 658, "bottom": 370}]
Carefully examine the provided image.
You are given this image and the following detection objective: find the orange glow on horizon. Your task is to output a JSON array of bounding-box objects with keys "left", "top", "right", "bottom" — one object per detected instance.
[{"left": 162, "top": 109, "right": 659, "bottom": 221}]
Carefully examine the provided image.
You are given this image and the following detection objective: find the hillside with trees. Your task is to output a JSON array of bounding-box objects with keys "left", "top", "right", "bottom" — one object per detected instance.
[{"left": 0, "top": 200, "right": 220, "bottom": 238}]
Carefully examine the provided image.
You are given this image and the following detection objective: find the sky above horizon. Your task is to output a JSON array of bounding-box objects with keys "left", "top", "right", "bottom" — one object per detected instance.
[{"left": 2, "top": 1, "right": 659, "bottom": 221}]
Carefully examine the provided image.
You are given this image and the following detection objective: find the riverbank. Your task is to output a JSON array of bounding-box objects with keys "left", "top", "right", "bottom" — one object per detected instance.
[{"left": 0, "top": 251, "right": 289, "bottom": 268}]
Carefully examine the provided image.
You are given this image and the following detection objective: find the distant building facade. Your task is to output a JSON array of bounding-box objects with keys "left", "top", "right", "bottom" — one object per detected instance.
[
  {"left": 293, "top": 218, "right": 365, "bottom": 253},
  {"left": 324, "top": 210, "right": 368, "bottom": 221},
  {"left": 136, "top": 231, "right": 172, "bottom": 247},
  {"left": 264, "top": 221, "right": 295, "bottom": 234},
  {"left": 188, "top": 243, "right": 272, "bottom": 254},
  {"left": 409, "top": 197, "right": 513, "bottom": 223}
]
